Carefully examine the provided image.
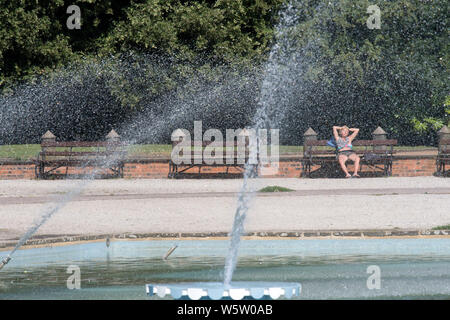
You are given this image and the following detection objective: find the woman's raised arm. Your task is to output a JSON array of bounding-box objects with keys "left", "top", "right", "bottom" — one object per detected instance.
[
  {"left": 333, "top": 126, "right": 341, "bottom": 141},
  {"left": 349, "top": 128, "right": 359, "bottom": 141}
]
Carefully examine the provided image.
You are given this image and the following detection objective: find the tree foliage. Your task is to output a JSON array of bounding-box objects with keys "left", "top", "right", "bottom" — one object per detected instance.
[
  {"left": 0, "top": 0, "right": 448, "bottom": 145},
  {"left": 279, "top": 0, "right": 448, "bottom": 144}
]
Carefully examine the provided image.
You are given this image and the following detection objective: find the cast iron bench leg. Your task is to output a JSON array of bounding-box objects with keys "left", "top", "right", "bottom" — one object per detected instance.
[
  {"left": 388, "top": 160, "right": 393, "bottom": 176},
  {"left": 38, "top": 163, "right": 45, "bottom": 179},
  {"left": 308, "top": 162, "right": 312, "bottom": 177},
  {"left": 35, "top": 163, "right": 43, "bottom": 179}
]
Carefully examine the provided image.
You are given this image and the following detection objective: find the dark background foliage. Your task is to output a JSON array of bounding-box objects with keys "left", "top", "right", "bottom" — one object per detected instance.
[{"left": 0, "top": 0, "right": 448, "bottom": 145}]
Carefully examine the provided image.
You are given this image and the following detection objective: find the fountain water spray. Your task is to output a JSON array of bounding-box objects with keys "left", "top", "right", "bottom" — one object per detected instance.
[
  {"left": 149, "top": 2, "right": 306, "bottom": 297},
  {"left": 0, "top": 141, "right": 131, "bottom": 269},
  {"left": 0, "top": 54, "right": 258, "bottom": 269},
  {"left": 1, "top": 1, "right": 304, "bottom": 299},
  {"left": 0, "top": 170, "right": 92, "bottom": 269},
  {"left": 223, "top": 2, "right": 301, "bottom": 286},
  {"left": 146, "top": 2, "right": 305, "bottom": 299}
]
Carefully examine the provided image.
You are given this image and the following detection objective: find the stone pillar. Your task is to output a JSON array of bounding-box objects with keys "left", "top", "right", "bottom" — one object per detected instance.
[
  {"left": 42, "top": 130, "right": 56, "bottom": 144},
  {"left": 438, "top": 125, "right": 450, "bottom": 144},
  {"left": 438, "top": 125, "right": 450, "bottom": 152},
  {"left": 40, "top": 131, "right": 56, "bottom": 168},
  {"left": 106, "top": 130, "right": 121, "bottom": 153},
  {"left": 303, "top": 127, "right": 318, "bottom": 152},
  {"left": 106, "top": 129, "right": 120, "bottom": 142},
  {"left": 372, "top": 126, "right": 387, "bottom": 152}
]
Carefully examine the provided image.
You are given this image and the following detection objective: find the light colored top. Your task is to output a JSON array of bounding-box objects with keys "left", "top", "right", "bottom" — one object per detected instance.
[{"left": 336, "top": 137, "right": 352, "bottom": 150}]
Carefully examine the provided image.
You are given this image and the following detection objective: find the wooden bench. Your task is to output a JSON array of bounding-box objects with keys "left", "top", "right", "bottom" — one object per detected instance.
[
  {"left": 168, "top": 140, "right": 258, "bottom": 178},
  {"left": 301, "top": 139, "right": 397, "bottom": 177},
  {"left": 35, "top": 130, "right": 127, "bottom": 179},
  {"left": 436, "top": 139, "right": 450, "bottom": 176}
]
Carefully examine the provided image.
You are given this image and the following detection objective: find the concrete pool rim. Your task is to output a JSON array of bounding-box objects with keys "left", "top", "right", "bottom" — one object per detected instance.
[{"left": 1, "top": 229, "right": 449, "bottom": 251}]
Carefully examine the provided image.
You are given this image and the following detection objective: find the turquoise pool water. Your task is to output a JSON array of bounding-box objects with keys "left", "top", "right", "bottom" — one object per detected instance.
[{"left": 0, "top": 239, "right": 449, "bottom": 299}]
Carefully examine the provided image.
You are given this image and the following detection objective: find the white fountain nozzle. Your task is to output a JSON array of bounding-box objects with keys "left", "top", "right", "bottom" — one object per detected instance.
[
  {"left": 146, "top": 281, "right": 302, "bottom": 300},
  {"left": 0, "top": 256, "right": 11, "bottom": 270}
]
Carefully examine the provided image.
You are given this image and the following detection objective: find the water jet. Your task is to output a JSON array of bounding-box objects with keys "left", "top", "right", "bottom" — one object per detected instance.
[
  {"left": 163, "top": 245, "right": 178, "bottom": 260},
  {"left": 0, "top": 256, "right": 11, "bottom": 271}
]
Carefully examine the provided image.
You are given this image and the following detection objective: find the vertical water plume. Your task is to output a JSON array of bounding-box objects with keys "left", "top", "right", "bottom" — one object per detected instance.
[{"left": 223, "top": 2, "right": 301, "bottom": 286}]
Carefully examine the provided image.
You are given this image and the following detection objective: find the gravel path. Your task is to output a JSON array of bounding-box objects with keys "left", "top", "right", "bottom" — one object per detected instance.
[{"left": 0, "top": 177, "right": 449, "bottom": 245}]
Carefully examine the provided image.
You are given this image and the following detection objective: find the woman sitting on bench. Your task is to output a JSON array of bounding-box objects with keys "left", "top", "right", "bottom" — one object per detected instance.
[{"left": 333, "top": 125, "right": 360, "bottom": 178}]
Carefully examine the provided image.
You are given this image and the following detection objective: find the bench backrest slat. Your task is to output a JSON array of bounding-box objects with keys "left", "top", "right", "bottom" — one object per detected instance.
[
  {"left": 41, "top": 151, "right": 127, "bottom": 157},
  {"left": 39, "top": 140, "right": 127, "bottom": 163},
  {"left": 175, "top": 141, "right": 247, "bottom": 148},
  {"left": 307, "top": 149, "right": 395, "bottom": 155},
  {"left": 352, "top": 139, "right": 397, "bottom": 146},
  {"left": 41, "top": 141, "right": 123, "bottom": 148},
  {"left": 304, "top": 139, "right": 397, "bottom": 146}
]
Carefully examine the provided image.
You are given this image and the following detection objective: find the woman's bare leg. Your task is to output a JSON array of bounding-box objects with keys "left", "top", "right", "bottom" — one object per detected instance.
[
  {"left": 338, "top": 155, "right": 351, "bottom": 177},
  {"left": 349, "top": 153, "right": 360, "bottom": 176}
]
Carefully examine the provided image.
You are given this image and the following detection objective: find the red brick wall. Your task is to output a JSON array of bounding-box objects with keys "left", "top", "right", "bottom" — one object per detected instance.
[
  {"left": 0, "top": 157, "right": 439, "bottom": 179},
  {"left": 391, "top": 158, "right": 436, "bottom": 177},
  {"left": 259, "top": 161, "right": 303, "bottom": 178},
  {"left": 124, "top": 162, "right": 169, "bottom": 178},
  {"left": 0, "top": 164, "right": 35, "bottom": 179},
  {"left": 45, "top": 166, "right": 114, "bottom": 176},
  {"left": 260, "top": 158, "right": 437, "bottom": 178}
]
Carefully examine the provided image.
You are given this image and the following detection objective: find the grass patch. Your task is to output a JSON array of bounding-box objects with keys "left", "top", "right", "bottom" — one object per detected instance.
[
  {"left": 432, "top": 225, "right": 450, "bottom": 230},
  {"left": 0, "top": 144, "right": 41, "bottom": 160},
  {"left": 127, "top": 144, "right": 172, "bottom": 156},
  {"left": 258, "top": 185, "right": 294, "bottom": 193}
]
